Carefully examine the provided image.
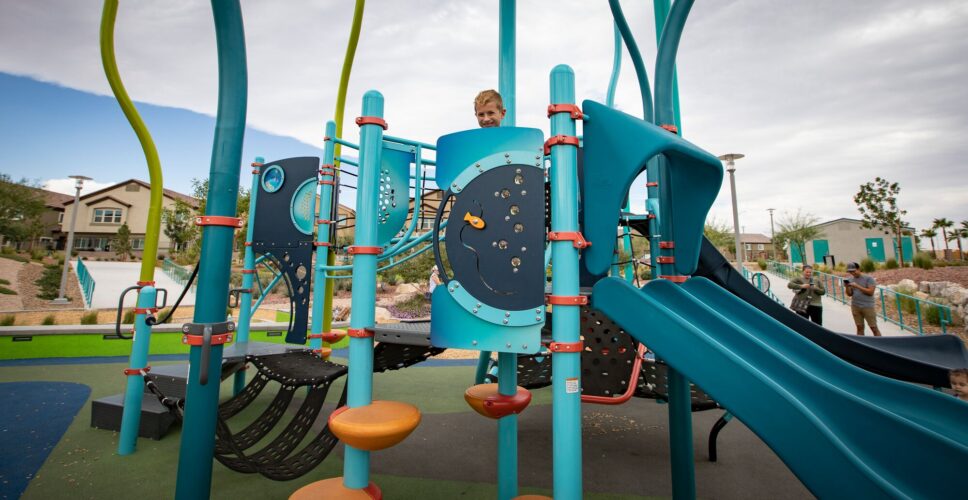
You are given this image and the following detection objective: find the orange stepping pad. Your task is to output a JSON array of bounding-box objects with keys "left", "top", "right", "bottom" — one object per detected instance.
[
  {"left": 290, "top": 478, "right": 381, "bottom": 500},
  {"left": 328, "top": 400, "right": 421, "bottom": 451},
  {"left": 464, "top": 384, "right": 532, "bottom": 419}
]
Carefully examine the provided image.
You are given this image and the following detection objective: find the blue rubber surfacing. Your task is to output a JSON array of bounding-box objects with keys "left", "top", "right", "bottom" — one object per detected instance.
[{"left": 0, "top": 381, "right": 91, "bottom": 500}]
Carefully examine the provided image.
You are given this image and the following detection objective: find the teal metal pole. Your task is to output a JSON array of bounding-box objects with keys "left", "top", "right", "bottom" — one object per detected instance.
[
  {"left": 499, "top": 0, "right": 515, "bottom": 126},
  {"left": 117, "top": 285, "right": 157, "bottom": 455},
  {"left": 606, "top": 22, "right": 621, "bottom": 108},
  {"left": 310, "top": 122, "right": 337, "bottom": 354},
  {"left": 549, "top": 64, "right": 582, "bottom": 500},
  {"left": 343, "top": 91, "right": 384, "bottom": 489},
  {"left": 175, "top": 1, "right": 247, "bottom": 498},
  {"left": 232, "top": 155, "right": 263, "bottom": 396},
  {"left": 497, "top": 351, "right": 518, "bottom": 500},
  {"left": 654, "top": 2, "right": 697, "bottom": 498},
  {"left": 653, "top": 0, "right": 682, "bottom": 132}
]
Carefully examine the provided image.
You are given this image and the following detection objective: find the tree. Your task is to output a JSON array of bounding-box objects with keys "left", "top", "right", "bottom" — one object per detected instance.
[
  {"left": 854, "top": 177, "right": 910, "bottom": 266},
  {"left": 774, "top": 210, "right": 820, "bottom": 265},
  {"left": 920, "top": 228, "right": 937, "bottom": 257},
  {"left": 0, "top": 175, "right": 47, "bottom": 248},
  {"left": 933, "top": 218, "right": 954, "bottom": 260},
  {"left": 113, "top": 223, "right": 133, "bottom": 261},
  {"left": 162, "top": 200, "right": 197, "bottom": 254},
  {"left": 704, "top": 217, "right": 735, "bottom": 254},
  {"left": 949, "top": 225, "right": 968, "bottom": 261}
]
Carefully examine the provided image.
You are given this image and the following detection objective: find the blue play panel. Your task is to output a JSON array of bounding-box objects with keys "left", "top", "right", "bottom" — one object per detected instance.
[{"left": 0, "top": 381, "right": 91, "bottom": 500}]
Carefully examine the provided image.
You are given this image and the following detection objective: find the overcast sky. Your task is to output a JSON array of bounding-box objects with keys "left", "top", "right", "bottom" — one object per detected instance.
[{"left": 1, "top": 0, "right": 966, "bottom": 238}]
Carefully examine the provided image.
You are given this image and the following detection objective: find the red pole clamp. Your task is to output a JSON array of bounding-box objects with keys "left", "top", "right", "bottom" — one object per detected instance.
[
  {"left": 659, "top": 241, "right": 675, "bottom": 249},
  {"left": 546, "top": 295, "right": 588, "bottom": 306},
  {"left": 347, "top": 246, "right": 382, "bottom": 255},
  {"left": 313, "top": 241, "right": 332, "bottom": 247},
  {"left": 322, "top": 331, "right": 347, "bottom": 343},
  {"left": 319, "top": 164, "right": 335, "bottom": 173},
  {"left": 136, "top": 281, "right": 155, "bottom": 286},
  {"left": 182, "top": 333, "right": 233, "bottom": 346},
  {"left": 133, "top": 307, "right": 159, "bottom": 314},
  {"left": 317, "top": 219, "right": 333, "bottom": 225},
  {"left": 548, "top": 231, "right": 591, "bottom": 250},
  {"left": 547, "top": 103, "right": 584, "bottom": 120},
  {"left": 547, "top": 341, "right": 583, "bottom": 353},
  {"left": 356, "top": 116, "right": 388, "bottom": 130},
  {"left": 244, "top": 242, "right": 252, "bottom": 247},
  {"left": 251, "top": 169, "right": 261, "bottom": 174},
  {"left": 195, "top": 216, "right": 244, "bottom": 228},
  {"left": 308, "top": 333, "right": 324, "bottom": 340},
  {"left": 656, "top": 256, "right": 675, "bottom": 264},
  {"left": 323, "top": 136, "right": 331, "bottom": 142},
  {"left": 659, "top": 275, "right": 690, "bottom": 283},
  {"left": 347, "top": 328, "right": 374, "bottom": 338},
  {"left": 123, "top": 366, "right": 151, "bottom": 376},
  {"left": 646, "top": 182, "right": 659, "bottom": 187},
  {"left": 647, "top": 213, "right": 656, "bottom": 219},
  {"left": 660, "top": 124, "right": 679, "bottom": 134},
  {"left": 241, "top": 269, "right": 256, "bottom": 275},
  {"left": 543, "top": 134, "right": 580, "bottom": 155},
  {"left": 319, "top": 180, "right": 336, "bottom": 186}
]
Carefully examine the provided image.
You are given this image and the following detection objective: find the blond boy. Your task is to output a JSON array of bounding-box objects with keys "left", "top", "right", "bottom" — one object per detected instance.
[
  {"left": 951, "top": 368, "right": 968, "bottom": 402},
  {"left": 474, "top": 89, "right": 506, "bottom": 128}
]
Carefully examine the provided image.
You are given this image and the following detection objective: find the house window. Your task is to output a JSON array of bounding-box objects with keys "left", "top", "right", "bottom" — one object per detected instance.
[
  {"left": 93, "top": 208, "right": 123, "bottom": 224},
  {"left": 745, "top": 244, "right": 752, "bottom": 251},
  {"left": 58, "top": 212, "right": 64, "bottom": 223},
  {"left": 132, "top": 238, "right": 145, "bottom": 250},
  {"left": 757, "top": 244, "right": 765, "bottom": 250},
  {"left": 125, "top": 183, "right": 140, "bottom": 192}
]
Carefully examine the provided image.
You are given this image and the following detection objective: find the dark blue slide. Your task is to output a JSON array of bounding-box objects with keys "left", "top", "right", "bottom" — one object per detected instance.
[
  {"left": 693, "top": 236, "right": 968, "bottom": 387},
  {"left": 593, "top": 277, "right": 968, "bottom": 498}
]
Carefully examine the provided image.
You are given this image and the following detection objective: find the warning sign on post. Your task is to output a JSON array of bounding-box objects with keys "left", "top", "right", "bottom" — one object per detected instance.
[{"left": 565, "top": 377, "right": 580, "bottom": 394}]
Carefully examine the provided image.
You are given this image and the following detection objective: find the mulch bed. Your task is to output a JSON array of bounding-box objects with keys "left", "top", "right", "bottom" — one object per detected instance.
[{"left": 866, "top": 266, "right": 968, "bottom": 288}]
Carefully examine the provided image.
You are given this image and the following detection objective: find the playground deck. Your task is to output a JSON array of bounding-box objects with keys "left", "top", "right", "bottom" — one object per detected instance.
[{"left": 1, "top": 352, "right": 811, "bottom": 499}]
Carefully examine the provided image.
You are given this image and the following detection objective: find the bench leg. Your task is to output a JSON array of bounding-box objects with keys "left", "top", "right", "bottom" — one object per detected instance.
[{"left": 708, "top": 411, "right": 733, "bottom": 462}]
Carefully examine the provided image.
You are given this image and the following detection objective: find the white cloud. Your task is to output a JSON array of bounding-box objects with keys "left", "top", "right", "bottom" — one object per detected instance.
[{"left": 42, "top": 178, "right": 117, "bottom": 197}]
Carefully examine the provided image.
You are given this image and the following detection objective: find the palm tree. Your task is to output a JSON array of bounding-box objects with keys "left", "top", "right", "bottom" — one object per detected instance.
[
  {"left": 920, "top": 228, "right": 938, "bottom": 257},
  {"left": 951, "top": 224, "right": 968, "bottom": 261},
  {"left": 933, "top": 218, "right": 954, "bottom": 259}
]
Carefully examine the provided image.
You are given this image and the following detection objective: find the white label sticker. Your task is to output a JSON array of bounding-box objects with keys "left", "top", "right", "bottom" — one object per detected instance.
[{"left": 565, "top": 377, "right": 580, "bottom": 394}]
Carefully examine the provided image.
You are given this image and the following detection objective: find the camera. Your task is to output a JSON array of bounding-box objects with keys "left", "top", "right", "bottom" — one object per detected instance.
[{"left": 843, "top": 279, "right": 851, "bottom": 285}]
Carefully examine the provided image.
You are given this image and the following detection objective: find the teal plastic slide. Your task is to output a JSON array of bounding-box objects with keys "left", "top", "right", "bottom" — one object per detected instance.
[{"left": 592, "top": 276, "right": 968, "bottom": 498}]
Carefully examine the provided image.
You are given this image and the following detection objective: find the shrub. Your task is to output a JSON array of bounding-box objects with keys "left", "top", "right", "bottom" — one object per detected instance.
[
  {"left": 154, "top": 307, "right": 173, "bottom": 324},
  {"left": 885, "top": 258, "right": 899, "bottom": 270},
  {"left": 834, "top": 262, "right": 847, "bottom": 272},
  {"left": 0, "top": 286, "right": 16, "bottom": 295},
  {"left": 122, "top": 309, "right": 135, "bottom": 324},
  {"left": 860, "top": 258, "right": 876, "bottom": 273},
  {"left": 0, "top": 315, "right": 14, "bottom": 326},
  {"left": 80, "top": 311, "right": 99, "bottom": 325},
  {"left": 0, "top": 253, "right": 30, "bottom": 263},
  {"left": 923, "top": 305, "right": 943, "bottom": 326},
  {"left": 30, "top": 248, "right": 47, "bottom": 261},
  {"left": 913, "top": 252, "right": 934, "bottom": 270},
  {"left": 390, "top": 293, "right": 430, "bottom": 318},
  {"left": 757, "top": 259, "right": 767, "bottom": 270},
  {"left": 41, "top": 314, "right": 56, "bottom": 325},
  {"left": 34, "top": 264, "right": 63, "bottom": 300},
  {"left": 0, "top": 278, "right": 9, "bottom": 285}
]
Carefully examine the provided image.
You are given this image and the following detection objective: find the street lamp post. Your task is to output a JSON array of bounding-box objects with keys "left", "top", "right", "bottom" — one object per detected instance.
[
  {"left": 52, "top": 175, "right": 92, "bottom": 304},
  {"left": 767, "top": 208, "right": 777, "bottom": 261},
  {"left": 718, "top": 153, "right": 745, "bottom": 270}
]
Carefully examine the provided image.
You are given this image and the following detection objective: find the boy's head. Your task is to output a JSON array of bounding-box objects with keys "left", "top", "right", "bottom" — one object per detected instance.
[
  {"left": 951, "top": 369, "right": 968, "bottom": 401},
  {"left": 474, "top": 89, "right": 506, "bottom": 128}
]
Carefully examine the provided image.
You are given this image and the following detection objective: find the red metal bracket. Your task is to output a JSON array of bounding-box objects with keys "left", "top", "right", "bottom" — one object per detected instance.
[
  {"left": 313, "top": 241, "right": 332, "bottom": 247},
  {"left": 195, "top": 216, "right": 243, "bottom": 228},
  {"left": 647, "top": 213, "right": 656, "bottom": 219},
  {"left": 133, "top": 307, "right": 159, "bottom": 314},
  {"left": 323, "top": 136, "right": 331, "bottom": 142},
  {"left": 660, "top": 124, "right": 679, "bottom": 134},
  {"left": 182, "top": 333, "right": 233, "bottom": 346},
  {"left": 347, "top": 328, "right": 374, "bottom": 338},
  {"left": 546, "top": 295, "right": 588, "bottom": 306},
  {"left": 136, "top": 280, "right": 155, "bottom": 286},
  {"left": 122, "top": 366, "right": 150, "bottom": 376},
  {"left": 547, "top": 341, "right": 583, "bottom": 353},
  {"left": 547, "top": 231, "right": 591, "bottom": 249},
  {"left": 656, "top": 256, "right": 675, "bottom": 264},
  {"left": 308, "top": 333, "right": 324, "bottom": 340},
  {"left": 543, "top": 134, "right": 580, "bottom": 155},
  {"left": 317, "top": 219, "right": 333, "bottom": 225},
  {"left": 659, "top": 241, "right": 675, "bottom": 249},
  {"left": 319, "top": 180, "right": 336, "bottom": 186},
  {"left": 251, "top": 169, "right": 261, "bottom": 174},
  {"left": 347, "top": 246, "right": 382, "bottom": 255},
  {"left": 244, "top": 242, "right": 252, "bottom": 247},
  {"left": 547, "top": 103, "right": 584, "bottom": 120},
  {"left": 356, "top": 116, "right": 388, "bottom": 130},
  {"left": 251, "top": 162, "right": 264, "bottom": 168},
  {"left": 241, "top": 269, "right": 255, "bottom": 275},
  {"left": 646, "top": 181, "right": 658, "bottom": 187},
  {"left": 659, "top": 275, "right": 690, "bottom": 283}
]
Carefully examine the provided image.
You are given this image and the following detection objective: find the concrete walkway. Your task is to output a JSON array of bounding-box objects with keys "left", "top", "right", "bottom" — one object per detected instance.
[
  {"left": 754, "top": 269, "right": 910, "bottom": 337},
  {"left": 80, "top": 261, "right": 196, "bottom": 309}
]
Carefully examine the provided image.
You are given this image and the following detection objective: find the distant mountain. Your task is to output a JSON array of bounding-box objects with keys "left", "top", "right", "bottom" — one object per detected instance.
[{"left": 0, "top": 72, "right": 325, "bottom": 195}]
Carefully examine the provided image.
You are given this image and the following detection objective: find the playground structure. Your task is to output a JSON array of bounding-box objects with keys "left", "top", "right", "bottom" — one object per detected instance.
[{"left": 92, "top": 1, "right": 968, "bottom": 499}]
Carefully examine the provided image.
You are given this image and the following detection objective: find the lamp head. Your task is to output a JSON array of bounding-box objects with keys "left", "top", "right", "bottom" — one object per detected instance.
[{"left": 69, "top": 175, "right": 93, "bottom": 190}]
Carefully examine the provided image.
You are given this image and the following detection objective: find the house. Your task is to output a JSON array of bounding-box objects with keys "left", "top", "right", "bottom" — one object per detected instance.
[
  {"left": 739, "top": 233, "right": 776, "bottom": 261},
  {"left": 789, "top": 218, "right": 916, "bottom": 266},
  {"left": 60, "top": 179, "right": 198, "bottom": 256}
]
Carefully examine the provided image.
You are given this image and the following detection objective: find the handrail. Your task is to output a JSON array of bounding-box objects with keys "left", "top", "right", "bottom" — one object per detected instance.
[
  {"left": 162, "top": 258, "right": 197, "bottom": 291},
  {"left": 767, "top": 261, "right": 951, "bottom": 335},
  {"left": 740, "top": 266, "right": 782, "bottom": 305},
  {"left": 75, "top": 258, "right": 95, "bottom": 308}
]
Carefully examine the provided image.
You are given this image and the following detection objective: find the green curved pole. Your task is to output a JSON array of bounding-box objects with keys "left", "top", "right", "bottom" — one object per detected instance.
[
  {"left": 100, "top": 0, "right": 162, "bottom": 279},
  {"left": 321, "top": 0, "right": 365, "bottom": 340}
]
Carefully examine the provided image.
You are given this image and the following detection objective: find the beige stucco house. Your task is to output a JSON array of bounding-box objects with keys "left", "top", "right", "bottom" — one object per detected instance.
[{"left": 791, "top": 218, "right": 916, "bottom": 266}]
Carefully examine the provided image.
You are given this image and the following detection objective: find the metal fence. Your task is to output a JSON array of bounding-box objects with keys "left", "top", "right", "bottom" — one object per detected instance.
[
  {"left": 741, "top": 266, "right": 784, "bottom": 304},
  {"left": 162, "top": 258, "right": 196, "bottom": 291},
  {"left": 75, "top": 258, "right": 95, "bottom": 308},
  {"left": 767, "top": 261, "right": 952, "bottom": 335}
]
